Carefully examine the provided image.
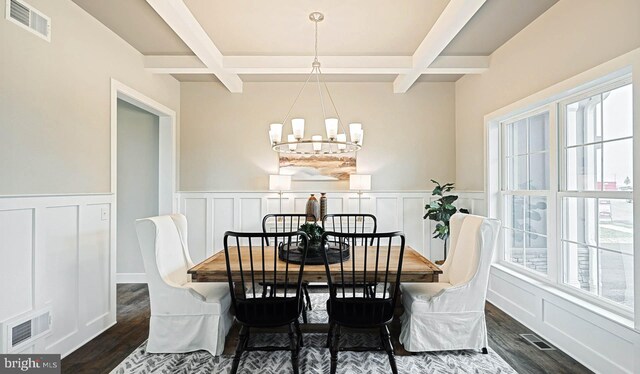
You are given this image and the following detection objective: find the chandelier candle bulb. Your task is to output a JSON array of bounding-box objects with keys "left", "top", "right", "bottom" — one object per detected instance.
[
  {"left": 270, "top": 123, "right": 283, "bottom": 143},
  {"left": 325, "top": 118, "right": 338, "bottom": 140},
  {"left": 292, "top": 118, "right": 305, "bottom": 140},
  {"left": 349, "top": 123, "right": 362, "bottom": 142},
  {"left": 355, "top": 129, "right": 364, "bottom": 146},
  {"left": 269, "top": 129, "right": 277, "bottom": 145},
  {"left": 287, "top": 134, "right": 297, "bottom": 151},
  {"left": 312, "top": 135, "right": 322, "bottom": 151},
  {"left": 337, "top": 134, "right": 347, "bottom": 150}
]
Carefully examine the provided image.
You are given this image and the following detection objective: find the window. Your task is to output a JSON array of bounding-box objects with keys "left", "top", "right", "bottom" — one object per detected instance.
[
  {"left": 501, "top": 112, "right": 550, "bottom": 274},
  {"left": 560, "top": 82, "right": 634, "bottom": 308},
  {"left": 496, "top": 76, "right": 634, "bottom": 312}
]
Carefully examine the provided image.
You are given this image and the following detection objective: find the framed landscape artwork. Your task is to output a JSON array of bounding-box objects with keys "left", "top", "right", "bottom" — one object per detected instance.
[{"left": 279, "top": 153, "right": 356, "bottom": 181}]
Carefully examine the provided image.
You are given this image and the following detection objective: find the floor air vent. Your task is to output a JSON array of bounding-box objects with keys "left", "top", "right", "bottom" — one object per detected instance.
[
  {"left": 1, "top": 307, "right": 52, "bottom": 353},
  {"left": 520, "top": 333, "right": 555, "bottom": 351},
  {"left": 5, "top": 0, "right": 51, "bottom": 41}
]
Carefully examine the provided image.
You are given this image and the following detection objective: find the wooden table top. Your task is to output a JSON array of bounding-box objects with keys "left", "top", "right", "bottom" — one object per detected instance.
[{"left": 188, "top": 246, "right": 442, "bottom": 283}]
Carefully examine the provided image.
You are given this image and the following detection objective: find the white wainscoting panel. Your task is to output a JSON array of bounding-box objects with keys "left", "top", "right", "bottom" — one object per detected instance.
[
  {"left": 0, "top": 194, "right": 115, "bottom": 358},
  {"left": 177, "top": 191, "right": 484, "bottom": 261},
  {"left": 487, "top": 264, "right": 640, "bottom": 374},
  {"left": 182, "top": 198, "right": 208, "bottom": 264},
  {"left": 0, "top": 208, "right": 34, "bottom": 323}
]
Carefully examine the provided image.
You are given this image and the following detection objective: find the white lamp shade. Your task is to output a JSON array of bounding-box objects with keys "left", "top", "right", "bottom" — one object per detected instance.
[
  {"left": 269, "top": 175, "right": 291, "bottom": 191},
  {"left": 270, "top": 123, "right": 283, "bottom": 143},
  {"left": 325, "top": 118, "right": 338, "bottom": 139},
  {"left": 292, "top": 118, "right": 305, "bottom": 139},
  {"left": 312, "top": 135, "right": 322, "bottom": 151},
  {"left": 349, "top": 123, "right": 362, "bottom": 143},
  {"left": 350, "top": 174, "right": 371, "bottom": 191},
  {"left": 337, "top": 133, "right": 346, "bottom": 149},
  {"left": 287, "top": 134, "right": 297, "bottom": 150},
  {"left": 355, "top": 129, "right": 364, "bottom": 145}
]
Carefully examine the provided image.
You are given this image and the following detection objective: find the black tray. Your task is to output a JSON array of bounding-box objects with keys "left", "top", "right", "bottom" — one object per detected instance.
[{"left": 278, "top": 243, "right": 350, "bottom": 265}]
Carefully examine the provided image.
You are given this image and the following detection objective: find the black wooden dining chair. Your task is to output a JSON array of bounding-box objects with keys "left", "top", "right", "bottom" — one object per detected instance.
[
  {"left": 323, "top": 213, "right": 379, "bottom": 296},
  {"left": 262, "top": 213, "right": 314, "bottom": 245},
  {"left": 322, "top": 213, "right": 377, "bottom": 246},
  {"left": 321, "top": 231, "right": 405, "bottom": 374},
  {"left": 223, "top": 231, "right": 309, "bottom": 374},
  {"left": 262, "top": 213, "right": 314, "bottom": 322}
]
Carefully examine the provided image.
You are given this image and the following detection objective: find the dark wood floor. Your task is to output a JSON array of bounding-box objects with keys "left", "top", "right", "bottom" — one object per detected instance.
[{"left": 62, "top": 284, "right": 591, "bottom": 374}]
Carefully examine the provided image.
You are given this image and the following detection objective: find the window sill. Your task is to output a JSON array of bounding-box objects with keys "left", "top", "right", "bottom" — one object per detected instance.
[{"left": 490, "top": 263, "right": 635, "bottom": 331}]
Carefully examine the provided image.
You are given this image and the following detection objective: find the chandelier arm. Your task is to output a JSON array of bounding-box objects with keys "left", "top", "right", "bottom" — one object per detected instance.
[
  {"left": 319, "top": 68, "right": 348, "bottom": 137},
  {"left": 315, "top": 67, "right": 328, "bottom": 121},
  {"left": 280, "top": 66, "right": 316, "bottom": 127}
]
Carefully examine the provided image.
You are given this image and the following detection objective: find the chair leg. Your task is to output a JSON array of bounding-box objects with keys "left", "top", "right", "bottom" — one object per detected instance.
[
  {"left": 326, "top": 320, "right": 335, "bottom": 348},
  {"left": 482, "top": 347, "right": 488, "bottom": 354},
  {"left": 380, "top": 325, "right": 398, "bottom": 374},
  {"left": 301, "top": 305, "right": 308, "bottom": 324},
  {"left": 294, "top": 319, "right": 304, "bottom": 347},
  {"left": 330, "top": 325, "right": 340, "bottom": 374},
  {"left": 303, "top": 283, "right": 312, "bottom": 310},
  {"left": 231, "top": 325, "right": 249, "bottom": 374},
  {"left": 288, "top": 323, "right": 300, "bottom": 374}
]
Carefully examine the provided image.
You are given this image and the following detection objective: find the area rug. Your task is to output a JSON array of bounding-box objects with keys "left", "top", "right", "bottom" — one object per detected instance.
[{"left": 111, "top": 293, "right": 517, "bottom": 374}]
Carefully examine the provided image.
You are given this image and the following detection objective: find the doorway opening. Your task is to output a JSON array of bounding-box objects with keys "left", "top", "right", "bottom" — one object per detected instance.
[{"left": 110, "top": 79, "right": 176, "bottom": 283}]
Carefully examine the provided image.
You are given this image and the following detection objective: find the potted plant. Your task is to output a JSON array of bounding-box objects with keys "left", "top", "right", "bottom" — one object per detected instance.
[
  {"left": 423, "top": 179, "right": 469, "bottom": 261},
  {"left": 298, "top": 222, "right": 325, "bottom": 256}
]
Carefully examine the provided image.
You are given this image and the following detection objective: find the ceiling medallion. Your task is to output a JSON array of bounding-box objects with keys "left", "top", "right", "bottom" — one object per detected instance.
[{"left": 268, "top": 12, "right": 364, "bottom": 155}]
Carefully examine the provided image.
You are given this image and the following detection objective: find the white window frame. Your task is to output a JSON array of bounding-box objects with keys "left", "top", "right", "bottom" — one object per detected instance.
[
  {"left": 556, "top": 76, "right": 634, "bottom": 314},
  {"left": 492, "top": 73, "right": 634, "bottom": 319},
  {"left": 499, "top": 106, "right": 558, "bottom": 281}
]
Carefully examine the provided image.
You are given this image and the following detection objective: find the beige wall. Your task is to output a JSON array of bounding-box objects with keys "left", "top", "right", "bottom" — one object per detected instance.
[
  {"left": 455, "top": 0, "right": 640, "bottom": 191},
  {"left": 180, "top": 81, "right": 456, "bottom": 191},
  {"left": 0, "top": 0, "right": 180, "bottom": 195}
]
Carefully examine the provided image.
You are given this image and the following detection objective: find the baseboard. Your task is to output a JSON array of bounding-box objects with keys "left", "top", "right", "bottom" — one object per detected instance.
[
  {"left": 116, "top": 273, "right": 147, "bottom": 284},
  {"left": 61, "top": 320, "right": 117, "bottom": 359}
]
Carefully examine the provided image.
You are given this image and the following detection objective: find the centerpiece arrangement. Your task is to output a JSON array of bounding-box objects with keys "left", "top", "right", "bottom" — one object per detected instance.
[{"left": 277, "top": 222, "right": 350, "bottom": 265}]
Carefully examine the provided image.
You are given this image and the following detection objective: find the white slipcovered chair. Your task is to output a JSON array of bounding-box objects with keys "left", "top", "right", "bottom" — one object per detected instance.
[
  {"left": 399, "top": 213, "right": 501, "bottom": 353},
  {"left": 136, "top": 214, "right": 233, "bottom": 355}
]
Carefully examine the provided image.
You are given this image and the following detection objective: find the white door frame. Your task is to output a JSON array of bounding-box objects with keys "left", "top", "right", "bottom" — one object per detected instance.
[
  {"left": 110, "top": 78, "right": 177, "bottom": 284},
  {"left": 110, "top": 78, "right": 177, "bottom": 214}
]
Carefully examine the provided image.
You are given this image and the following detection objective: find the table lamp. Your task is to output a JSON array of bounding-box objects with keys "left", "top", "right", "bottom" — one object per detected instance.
[
  {"left": 269, "top": 174, "right": 291, "bottom": 213},
  {"left": 349, "top": 174, "right": 371, "bottom": 214}
]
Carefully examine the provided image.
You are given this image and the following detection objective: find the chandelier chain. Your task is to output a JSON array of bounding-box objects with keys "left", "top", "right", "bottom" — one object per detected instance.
[{"left": 314, "top": 19, "right": 319, "bottom": 64}]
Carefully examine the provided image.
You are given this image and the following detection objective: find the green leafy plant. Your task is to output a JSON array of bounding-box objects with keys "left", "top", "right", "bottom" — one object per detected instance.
[
  {"left": 423, "top": 180, "right": 469, "bottom": 255},
  {"left": 298, "top": 222, "right": 324, "bottom": 245}
]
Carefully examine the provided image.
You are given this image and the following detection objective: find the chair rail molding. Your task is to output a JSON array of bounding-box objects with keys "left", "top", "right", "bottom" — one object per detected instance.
[{"left": 0, "top": 193, "right": 115, "bottom": 357}]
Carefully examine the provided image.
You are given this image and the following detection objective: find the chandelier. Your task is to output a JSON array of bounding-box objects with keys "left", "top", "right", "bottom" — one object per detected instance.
[{"left": 268, "top": 12, "right": 364, "bottom": 155}]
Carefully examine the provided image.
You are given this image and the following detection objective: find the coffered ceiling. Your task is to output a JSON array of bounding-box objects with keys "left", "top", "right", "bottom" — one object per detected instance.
[{"left": 72, "top": 0, "right": 557, "bottom": 92}]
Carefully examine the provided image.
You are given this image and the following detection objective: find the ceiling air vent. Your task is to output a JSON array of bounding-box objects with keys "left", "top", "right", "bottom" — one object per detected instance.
[
  {"left": 5, "top": 0, "right": 50, "bottom": 41},
  {"left": 0, "top": 307, "right": 52, "bottom": 353}
]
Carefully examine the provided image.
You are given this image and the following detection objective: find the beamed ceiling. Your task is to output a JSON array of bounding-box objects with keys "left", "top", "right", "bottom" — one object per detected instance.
[{"left": 72, "top": 0, "right": 557, "bottom": 93}]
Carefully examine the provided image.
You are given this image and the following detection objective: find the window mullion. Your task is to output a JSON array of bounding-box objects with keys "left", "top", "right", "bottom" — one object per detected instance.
[{"left": 548, "top": 103, "right": 560, "bottom": 284}]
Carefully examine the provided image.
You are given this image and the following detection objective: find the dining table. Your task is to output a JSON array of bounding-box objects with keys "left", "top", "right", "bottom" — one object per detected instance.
[{"left": 188, "top": 245, "right": 442, "bottom": 284}]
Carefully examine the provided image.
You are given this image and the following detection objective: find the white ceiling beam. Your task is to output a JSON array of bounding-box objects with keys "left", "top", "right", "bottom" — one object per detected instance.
[
  {"left": 145, "top": 0, "right": 243, "bottom": 93},
  {"left": 144, "top": 55, "right": 489, "bottom": 75},
  {"left": 424, "top": 55, "right": 489, "bottom": 74},
  {"left": 393, "top": 0, "right": 486, "bottom": 93}
]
